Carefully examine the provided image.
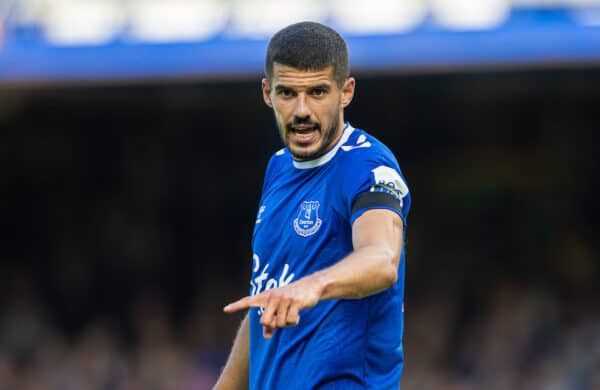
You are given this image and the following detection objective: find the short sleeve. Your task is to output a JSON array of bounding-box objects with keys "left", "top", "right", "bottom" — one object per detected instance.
[{"left": 342, "top": 149, "right": 410, "bottom": 227}]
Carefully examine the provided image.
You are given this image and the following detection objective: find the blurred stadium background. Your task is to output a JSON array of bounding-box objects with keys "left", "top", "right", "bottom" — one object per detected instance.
[{"left": 1, "top": 0, "right": 600, "bottom": 389}]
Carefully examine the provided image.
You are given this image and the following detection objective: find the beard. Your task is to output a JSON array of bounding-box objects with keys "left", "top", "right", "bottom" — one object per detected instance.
[{"left": 277, "top": 111, "right": 341, "bottom": 161}]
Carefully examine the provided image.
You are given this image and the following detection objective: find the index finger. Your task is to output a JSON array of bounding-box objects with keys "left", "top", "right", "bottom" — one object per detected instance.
[{"left": 223, "top": 295, "right": 267, "bottom": 313}]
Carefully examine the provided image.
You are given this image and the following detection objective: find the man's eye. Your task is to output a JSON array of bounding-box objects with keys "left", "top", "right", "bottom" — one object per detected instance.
[
  {"left": 311, "top": 88, "right": 327, "bottom": 96},
  {"left": 279, "top": 89, "right": 293, "bottom": 97}
]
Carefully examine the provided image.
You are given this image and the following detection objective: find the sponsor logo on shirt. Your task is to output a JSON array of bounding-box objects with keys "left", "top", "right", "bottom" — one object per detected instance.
[
  {"left": 251, "top": 254, "right": 296, "bottom": 314},
  {"left": 293, "top": 200, "right": 322, "bottom": 237}
]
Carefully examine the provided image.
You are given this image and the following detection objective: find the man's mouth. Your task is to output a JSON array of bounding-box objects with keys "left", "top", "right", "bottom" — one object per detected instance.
[
  {"left": 288, "top": 124, "right": 320, "bottom": 144},
  {"left": 290, "top": 124, "right": 318, "bottom": 132}
]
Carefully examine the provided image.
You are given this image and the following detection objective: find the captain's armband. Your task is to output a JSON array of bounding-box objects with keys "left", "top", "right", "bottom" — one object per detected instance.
[{"left": 351, "top": 165, "right": 409, "bottom": 215}]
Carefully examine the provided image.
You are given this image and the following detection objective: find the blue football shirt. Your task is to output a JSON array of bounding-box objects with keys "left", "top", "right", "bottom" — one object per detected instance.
[{"left": 249, "top": 123, "right": 411, "bottom": 390}]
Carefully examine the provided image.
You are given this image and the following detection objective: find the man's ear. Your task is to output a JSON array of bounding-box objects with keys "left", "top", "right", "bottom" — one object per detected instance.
[
  {"left": 340, "top": 77, "right": 355, "bottom": 108},
  {"left": 262, "top": 78, "right": 273, "bottom": 108}
]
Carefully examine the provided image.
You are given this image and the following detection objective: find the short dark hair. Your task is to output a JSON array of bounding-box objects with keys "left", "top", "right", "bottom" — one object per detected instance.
[{"left": 265, "top": 21, "right": 349, "bottom": 87}]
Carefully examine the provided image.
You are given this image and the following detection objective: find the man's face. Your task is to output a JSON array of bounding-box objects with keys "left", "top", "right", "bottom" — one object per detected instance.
[{"left": 262, "top": 64, "right": 355, "bottom": 160}]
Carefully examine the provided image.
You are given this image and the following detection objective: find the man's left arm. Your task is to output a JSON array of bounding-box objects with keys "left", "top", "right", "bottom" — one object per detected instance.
[{"left": 224, "top": 208, "right": 403, "bottom": 338}]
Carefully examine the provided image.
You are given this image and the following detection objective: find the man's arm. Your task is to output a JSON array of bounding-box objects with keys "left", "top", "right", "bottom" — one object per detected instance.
[
  {"left": 316, "top": 208, "right": 403, "bottom": 300},
  {"left": 224, "top": 208, "right": 403, "bottom": 339},
  {"left": 213, "top": 313, "right": 250, "bottom": 390}
]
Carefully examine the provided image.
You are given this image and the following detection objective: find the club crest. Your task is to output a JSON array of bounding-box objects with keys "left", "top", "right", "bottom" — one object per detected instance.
[{"left": 293, "top": 200, "right": 322, "bottom": 237}]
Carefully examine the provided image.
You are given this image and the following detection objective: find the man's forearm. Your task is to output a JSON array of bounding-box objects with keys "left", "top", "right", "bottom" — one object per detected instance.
[
  {"left": 313, "top": 244, "right": 399, "bottom": 301},
  {"left": 214, "top": 313, "right": 250, "bottom": 390},
  {"left": 312, "top": 209, "right": 403, "bottom": 300}
]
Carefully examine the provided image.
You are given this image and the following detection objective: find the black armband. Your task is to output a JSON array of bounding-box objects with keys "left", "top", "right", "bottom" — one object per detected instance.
[{"left": 351, "top": 191, "right": 402, "bottom": 215}]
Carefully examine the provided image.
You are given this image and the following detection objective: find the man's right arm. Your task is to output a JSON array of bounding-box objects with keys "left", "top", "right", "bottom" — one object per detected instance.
[{"left": 213, "top": 313, "right": 250, "bottom": 390}]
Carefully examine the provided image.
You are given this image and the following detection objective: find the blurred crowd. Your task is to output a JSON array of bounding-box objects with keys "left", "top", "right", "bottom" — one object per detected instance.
[
  {"left": 0, "top": 276, "right": 229, "bottom": 390},
  {"left": 403, "top": 283, "right": 600, "bottom": 390}
]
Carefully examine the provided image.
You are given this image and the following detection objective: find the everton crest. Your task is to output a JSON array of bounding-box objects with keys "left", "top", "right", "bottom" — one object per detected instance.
[{"left": 293, "top": 200, "right": 322, "bottom": 237}]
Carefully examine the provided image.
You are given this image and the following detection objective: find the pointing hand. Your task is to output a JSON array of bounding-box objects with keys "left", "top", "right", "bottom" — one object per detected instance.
[{"left": 224, "top": 276, "right": 323, "bottom": 339}]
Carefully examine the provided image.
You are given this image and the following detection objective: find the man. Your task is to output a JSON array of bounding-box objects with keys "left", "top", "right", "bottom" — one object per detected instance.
[{"left": 215, "top": 21, "right": 411, "bottom": 390}]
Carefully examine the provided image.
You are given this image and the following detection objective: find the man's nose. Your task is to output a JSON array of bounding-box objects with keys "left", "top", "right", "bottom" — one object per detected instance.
[{"left": 293, "top": 94, "right": 311, "bottom": 119}]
